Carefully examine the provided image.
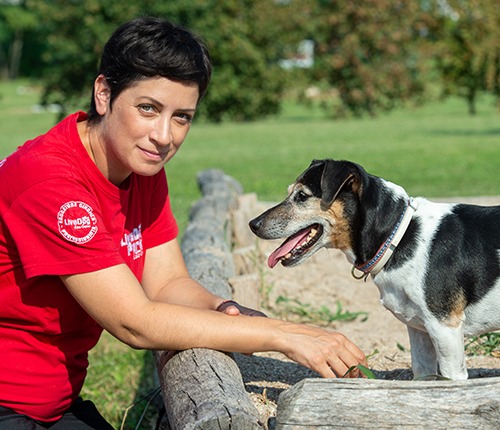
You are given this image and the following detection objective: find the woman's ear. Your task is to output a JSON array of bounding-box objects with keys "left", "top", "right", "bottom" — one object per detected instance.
[{"left": 93, "top": 74, "right": 111, "bottom": 116}]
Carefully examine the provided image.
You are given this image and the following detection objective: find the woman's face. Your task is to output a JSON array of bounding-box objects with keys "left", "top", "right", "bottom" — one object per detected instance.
[{"left": 92, "top": 75, "right": 199, "bottom": 186}]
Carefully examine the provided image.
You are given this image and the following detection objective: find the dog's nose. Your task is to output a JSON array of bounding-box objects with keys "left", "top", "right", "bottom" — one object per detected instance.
[{"left": 249, "top": 217, "right": 262, "bottom": 233}]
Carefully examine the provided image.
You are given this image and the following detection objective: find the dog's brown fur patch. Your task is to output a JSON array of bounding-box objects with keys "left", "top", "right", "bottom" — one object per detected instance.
[
  {"left": 444, "top": 291, "right": 467, "bottom": 328},
  {"left": 326, "top": 200, "right": 353, "bottom": 250}
]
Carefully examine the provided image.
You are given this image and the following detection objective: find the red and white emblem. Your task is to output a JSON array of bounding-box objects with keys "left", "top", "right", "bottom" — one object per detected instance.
[{"left": 57, "top": 201, "right": 98, "bottom": 244}]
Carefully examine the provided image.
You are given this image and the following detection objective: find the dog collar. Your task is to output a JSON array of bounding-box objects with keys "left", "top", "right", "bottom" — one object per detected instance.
[{"left": 352, "top": 197, "right": 418, "bottom": 279}]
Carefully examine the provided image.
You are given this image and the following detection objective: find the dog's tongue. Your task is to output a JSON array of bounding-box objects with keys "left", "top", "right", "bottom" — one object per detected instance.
[{"left": 268, "top": 227, "right": 312, "bottom": 268}]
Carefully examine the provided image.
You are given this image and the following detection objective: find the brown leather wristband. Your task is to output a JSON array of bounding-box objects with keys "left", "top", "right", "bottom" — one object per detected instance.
[{"left": 216, "top": 300, "right": 267, "bottom": 317}]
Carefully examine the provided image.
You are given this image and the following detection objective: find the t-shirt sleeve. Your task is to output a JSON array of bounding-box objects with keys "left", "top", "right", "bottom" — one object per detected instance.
[{"left": 4, "top": 178, "right": 123, "bottom": 279}]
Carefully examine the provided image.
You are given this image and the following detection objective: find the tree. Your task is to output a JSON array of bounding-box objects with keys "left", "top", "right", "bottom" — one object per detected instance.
[
  {"left": 0, "top": 0, "right": 37, "bottom": 80},
  {"left": 23, "top": 0, "right": 296, "bottom": 122},
  {"left": 434, "top": 0, "right": 500, "bottom": 114},
  {"left": 309, "top": 0, "right": 432, "bottom": 118},
  {"left": 139, "top": 0, "right": 314, "bottom": 122},
  {"left": 25, "top": 0, "right": 145, "bottom": 117},
  {"left": 151, "top": 0, "right": 287, "bottom": 121}
]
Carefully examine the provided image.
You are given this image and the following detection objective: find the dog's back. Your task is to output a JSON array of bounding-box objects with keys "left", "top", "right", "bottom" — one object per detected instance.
[{"left": 422, "top": 202, "right": 500, "bottom": 335}]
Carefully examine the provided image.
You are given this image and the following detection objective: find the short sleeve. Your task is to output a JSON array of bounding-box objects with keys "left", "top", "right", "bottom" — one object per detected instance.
[{"left": 4, "top": 178, "right": 123, "bottom": 279}]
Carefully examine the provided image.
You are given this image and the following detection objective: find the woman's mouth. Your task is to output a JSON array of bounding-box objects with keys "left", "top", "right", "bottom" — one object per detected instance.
[{"left": 140, "top": 147, "right": 167, "bottom": 161}]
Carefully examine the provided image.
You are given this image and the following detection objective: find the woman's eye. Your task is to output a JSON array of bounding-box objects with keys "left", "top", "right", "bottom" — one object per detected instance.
[
  {"left": 138, "top": 104, "right": 156, "bottom": 114},
  {"left": 175, "top": 113, "right": 193, "bottom": 124}
]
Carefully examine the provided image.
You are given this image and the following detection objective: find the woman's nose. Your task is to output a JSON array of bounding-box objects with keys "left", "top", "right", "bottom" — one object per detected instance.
[{"left": 152, "top": 120, "right": 172, "bottom": 146}]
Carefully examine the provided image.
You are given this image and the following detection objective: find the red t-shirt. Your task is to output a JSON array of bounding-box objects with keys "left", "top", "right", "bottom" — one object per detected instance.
[{"left": 0, "top": 112, "right": 179, "bottom": 421}]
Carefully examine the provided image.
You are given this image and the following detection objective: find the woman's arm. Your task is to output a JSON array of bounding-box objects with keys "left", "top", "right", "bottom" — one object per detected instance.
[
  {"left": 140, "top": 239, "right": 224, "bottom": 310},
  {"left": 61, "top": 241, "right": 366, "bottom": 378}
]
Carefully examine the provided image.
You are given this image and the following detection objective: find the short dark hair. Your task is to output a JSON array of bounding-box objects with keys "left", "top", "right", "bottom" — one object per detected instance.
[{"left": 88, "top": 16, "right": 212, "bottom": 124}]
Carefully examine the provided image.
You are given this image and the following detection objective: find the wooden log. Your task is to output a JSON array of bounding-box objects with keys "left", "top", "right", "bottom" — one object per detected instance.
[
  {"left": 154, "top": 169, "right": 262, "bottom": 429},
  {"left": 276, "top": 377, "right": 500, "bottom": 429},
  {"left": 155, "top": 349, "right": 261, "bottom": 430}
]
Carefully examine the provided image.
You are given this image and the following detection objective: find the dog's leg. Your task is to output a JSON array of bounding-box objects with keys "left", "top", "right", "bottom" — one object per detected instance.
[
  {"left": 407, "top": 326, "right": 438, "bottom": 379},
  {"left": 426, "top": 322, "right": 468, "bottom": 380}
]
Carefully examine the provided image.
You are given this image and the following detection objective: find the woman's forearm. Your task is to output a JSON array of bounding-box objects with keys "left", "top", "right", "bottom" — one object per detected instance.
[{"left": 122, "top": 301, "right": 365, "bottom": 378}]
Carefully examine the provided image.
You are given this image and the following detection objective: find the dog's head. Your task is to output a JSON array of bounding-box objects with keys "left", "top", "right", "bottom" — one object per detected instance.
[{"left": 249, "top": 159, "right": 369, "bottom": 268}]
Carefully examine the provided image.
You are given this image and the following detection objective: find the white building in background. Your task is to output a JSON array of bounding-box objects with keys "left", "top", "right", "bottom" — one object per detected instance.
[{"left": 279, "top": 39, "right": 314, "bottom": 69}]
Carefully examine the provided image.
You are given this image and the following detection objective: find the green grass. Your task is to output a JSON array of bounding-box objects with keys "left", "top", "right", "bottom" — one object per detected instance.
[
  {"left": 274, "top": 297, "right": 368, "bottom": 325},
  {"left": 465, "top": 332, "right": 500, "bottom": 357},
  {"left": 0, "top": 80, "right": 59, "bottom": 151},
  {"left": 82, "top": 332, "right": 159, "bottom": 429},
  {"left": 1, "top": 79, "right": 499, "bottom": 428}
]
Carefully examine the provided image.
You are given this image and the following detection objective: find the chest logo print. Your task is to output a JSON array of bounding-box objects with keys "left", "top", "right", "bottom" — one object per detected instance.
[
  {"left": 121, "top": 224, "right": 143, "bottom": 260},
  {"left": 57, "top": 201, "right": 98, "bottom": 244}
]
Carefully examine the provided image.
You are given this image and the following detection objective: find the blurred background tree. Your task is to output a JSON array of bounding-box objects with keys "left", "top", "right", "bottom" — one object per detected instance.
[
  {"left": 308, "top": 0, "right": 433, "bottom": 117},
  {"left": 151, "top": 0, "right": 293, "bottom": 121},
  {"left": 0, "top": 0, "right": 37, "bottom": 80},
  {"left": 1, "top": 0, "right": 499, "bottom": 120},
  {"left": 20, "top": 0, "right": 299, "bottom": 121},
  {"left": 433, "top": 0, "right": 500, "bottom": 114}
]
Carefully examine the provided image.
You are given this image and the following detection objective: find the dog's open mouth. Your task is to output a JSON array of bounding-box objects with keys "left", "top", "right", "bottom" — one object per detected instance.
[{"left": 268, "top": 224, "right": 323, "bottom": 268}]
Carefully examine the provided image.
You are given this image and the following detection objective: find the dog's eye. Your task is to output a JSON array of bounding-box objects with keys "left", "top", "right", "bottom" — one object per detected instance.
[{"left": 296, "top": 191, "right": 309, "bottom": 202}]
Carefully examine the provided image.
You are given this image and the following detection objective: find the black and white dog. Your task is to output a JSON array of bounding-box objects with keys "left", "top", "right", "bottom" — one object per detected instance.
[{"left": 249, "top": 159, "right": 500, "bottom": 380}]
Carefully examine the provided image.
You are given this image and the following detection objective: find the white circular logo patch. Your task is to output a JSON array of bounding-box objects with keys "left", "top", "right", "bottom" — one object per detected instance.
[{"left": 57, "top": 201, "right": 98, "bottom": 244}]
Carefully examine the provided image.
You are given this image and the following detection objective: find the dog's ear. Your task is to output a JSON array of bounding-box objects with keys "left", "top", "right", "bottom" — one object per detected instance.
[{"left": 320, "top": 160, "right": 363, "bottom": 209}]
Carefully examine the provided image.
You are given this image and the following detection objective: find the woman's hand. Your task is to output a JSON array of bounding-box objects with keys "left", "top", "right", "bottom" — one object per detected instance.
[
  {"left": 277, "top": 321, "right": 367, "bottom": 378},
  {"left": 216, "top": 303, "right": 365, "bottom": 378}
]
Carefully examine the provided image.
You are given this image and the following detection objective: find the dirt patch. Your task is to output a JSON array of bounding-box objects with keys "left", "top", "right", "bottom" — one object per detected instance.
[{"left": 232, "top": 195, "right": 500, "bottom": 426}]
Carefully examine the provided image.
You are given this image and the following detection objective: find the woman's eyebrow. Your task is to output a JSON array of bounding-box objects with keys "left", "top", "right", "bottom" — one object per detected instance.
[{"left": 139, "top": 96, "right": 197, "bottom": 112}]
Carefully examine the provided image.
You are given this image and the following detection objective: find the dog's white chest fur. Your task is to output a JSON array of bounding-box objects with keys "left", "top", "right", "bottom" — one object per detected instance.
[{"left": 377, "top": 287, "right": 425, "bottom": 329}]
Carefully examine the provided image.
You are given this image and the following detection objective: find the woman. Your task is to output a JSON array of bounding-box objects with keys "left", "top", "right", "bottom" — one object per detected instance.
[{"left": 0, "top": 17, "right": 366, "bottom": 429}]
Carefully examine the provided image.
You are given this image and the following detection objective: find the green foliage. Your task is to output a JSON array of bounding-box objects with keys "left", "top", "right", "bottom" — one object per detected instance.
[
  {"left": 275, "top": 296, "right": 368, "bottom": 325},
  {"left": 81, "top": 332, "right": 159, "bottom": 430},
  {"left": 4, "top": 0, "right": 500, "bottom": 120},
  {"left": 0, "top": 79, "right": 58, "bottom": 147},
  {"left": 344, "top": 363, "right": 377, "bottom": 379},
  {"left": 433, "top": 0, "right": 500, "bottom": 114},
  {"left": 0, "top": 1, "right": 38, "bottom": 79},
  {"left": 154, "top": 0, "right": 288, "bottom": 121},
  {"left": 465, "top": 332, "right": 500, "bottom": 357},
  {"left": 344, "top": 350, "right": 379, "bottom": 378},
  {"left": 310, "top": 0, "right": 430, "bottom": 118},
  {"left": 21, "top": 0, "right": 292, "bottom": 122},
  {"left": 25, "top": 0, "right": 145, "bottom": 116}
]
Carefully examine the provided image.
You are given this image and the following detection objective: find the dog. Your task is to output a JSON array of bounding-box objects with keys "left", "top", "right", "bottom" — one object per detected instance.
[{"left": 249, "top": 159, "right": 500, "bottom": 380}]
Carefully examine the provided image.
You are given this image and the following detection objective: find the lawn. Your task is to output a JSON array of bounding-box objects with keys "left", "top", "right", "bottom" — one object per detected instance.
[{"left": 1, "top": 79, "right": 499, "bottom": 428}]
